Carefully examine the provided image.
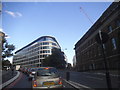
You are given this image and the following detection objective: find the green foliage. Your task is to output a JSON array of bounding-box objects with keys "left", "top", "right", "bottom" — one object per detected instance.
[
  {"left": 43, "top": 48, "right": 66, "bottom": 69},
  {"left": 2, "top": 38, "right": 15, "bottom": 69},
  {"left": 2, "top": 59, "right": 11, "bottom": 67},
  {"left": 2, "top": 38, "right": 15, "bottom": 59}
]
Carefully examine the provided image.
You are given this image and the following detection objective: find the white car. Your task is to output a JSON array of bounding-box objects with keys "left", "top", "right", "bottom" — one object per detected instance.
[{"left": 28, "top": 68, "right": 37, "bottom": 80}]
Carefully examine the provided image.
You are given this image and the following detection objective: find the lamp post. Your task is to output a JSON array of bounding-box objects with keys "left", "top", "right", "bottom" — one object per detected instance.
[{"left": 95, "top": 31, "right": 112, "bottom": 90}]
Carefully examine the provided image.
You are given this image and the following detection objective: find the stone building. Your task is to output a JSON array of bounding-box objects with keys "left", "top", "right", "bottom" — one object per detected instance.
[{"left": 74, "top": 2, "right": 120, "bottom": 71}]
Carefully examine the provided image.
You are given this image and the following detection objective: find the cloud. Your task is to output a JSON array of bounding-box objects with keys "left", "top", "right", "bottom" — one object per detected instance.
[
  {"left": 0, "top": 28, "right": 3, "bottom": 32},
  {"left": 5, "top": 10, "right": 22, "bottom": 18}
]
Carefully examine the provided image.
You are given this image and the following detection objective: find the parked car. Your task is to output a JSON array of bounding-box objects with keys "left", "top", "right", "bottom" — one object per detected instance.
[
  {"left": 26, "top": 68, "right": 31, "bottom": 75},
  {"left": 19, "top": 67, "right": 25, "bottom": 72},
  {"left": 28, "top": 68, "right": 37, "bottom": 80},
  {"left": 24, "top": 67, "right": 29, "bottom": 74},
  {"left": 32, "top": 67, "right": 63, "bottom": 89}
]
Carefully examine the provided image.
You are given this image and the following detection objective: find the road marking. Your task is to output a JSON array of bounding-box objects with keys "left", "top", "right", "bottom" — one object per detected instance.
[
  {"left": 86, "top": 76, "right": 103, "bottom": 80},
  {"left": 64, "top": 80, "right": 81, "bottom": 89},
  {"left": 69, "top": 80, "right": 92, "bottom": 89},
  {"left": 63, "top": 79, "right": 94, "bottom": 90}
]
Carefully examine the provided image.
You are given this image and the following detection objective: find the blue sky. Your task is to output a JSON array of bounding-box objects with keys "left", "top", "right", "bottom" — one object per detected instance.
[{"left": 2, "top": 2, "right": 112, "bottom": 64}]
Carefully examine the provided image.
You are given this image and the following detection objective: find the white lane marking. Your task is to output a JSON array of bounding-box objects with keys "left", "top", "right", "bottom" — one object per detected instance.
[
  {"left": 86, "top": 76, "right": 103, "bottom": 80},
  {"left": 69, "top": 80, "right": 92, "bottom": 89}
]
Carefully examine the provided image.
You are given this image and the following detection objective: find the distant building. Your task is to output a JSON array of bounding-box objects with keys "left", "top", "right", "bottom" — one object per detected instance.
[
  {"left": 62, "top": 51, "right": 68, "bottom": 67},
  {"left": 13, "top": 36, "right": 61, "bottom": 67},
  {"left": 74, "top": 2, "right": 120, "bottom": 71},
  {"left": 72, "top": 55, "right": 76, "bottom": 68}
]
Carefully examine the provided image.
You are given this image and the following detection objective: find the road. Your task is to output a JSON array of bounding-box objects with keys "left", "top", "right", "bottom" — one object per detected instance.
[
  {"left": 2, "top": 72, "right": 75, "bottom": 89},
  {"left": 2, "top": 70, "right": 119, "bottom": 89}
]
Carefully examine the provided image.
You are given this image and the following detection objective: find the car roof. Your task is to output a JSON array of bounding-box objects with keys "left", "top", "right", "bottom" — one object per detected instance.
[{"left": 37, "top": 67, "right": 55, "bottom": 68}]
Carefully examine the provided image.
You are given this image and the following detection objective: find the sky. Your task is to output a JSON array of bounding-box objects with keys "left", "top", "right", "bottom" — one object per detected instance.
[{"left": 1, "top": 1, "right": 112, "bottom": 65}]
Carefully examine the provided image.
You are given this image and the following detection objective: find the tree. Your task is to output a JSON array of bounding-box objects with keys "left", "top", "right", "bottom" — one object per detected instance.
[
  {"left": 2, "top": 59, "right": 11, "bottom": 67},
  {"left": 67, "top": 63, "right": 72, "bottom": 70},
  {"left": 2, "top": 38, "right": 15, "bottom": 69},
  {"left": 43, "top": 48, "right": 66, "bottom": 69},
  {"left": 2, "top": 38, "right": 15, "bottom": 59}
]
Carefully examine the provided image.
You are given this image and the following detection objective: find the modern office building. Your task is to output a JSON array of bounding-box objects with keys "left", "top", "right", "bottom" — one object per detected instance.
[
  {"left": 74, "top": 2, "right": 120, "bottom": 71},
  {"left": 13, "top": 36, "right": 61, "bottom": 67}
]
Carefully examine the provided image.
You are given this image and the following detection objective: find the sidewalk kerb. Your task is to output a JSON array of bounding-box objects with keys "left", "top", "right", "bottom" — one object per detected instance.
[
  {"left": 63, "top": 79, "right": 81, "bottom": 89},
  {"left": 0, "top": 71, "right": 20, "bottom": 89}
]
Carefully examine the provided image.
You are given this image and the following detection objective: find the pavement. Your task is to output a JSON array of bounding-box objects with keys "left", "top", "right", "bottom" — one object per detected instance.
[
  {"left": 85, "top": 70, "right": 120, "bottom": 77},
  {"left": 0, "top": 70, "right": 20, "bottom": 89}
]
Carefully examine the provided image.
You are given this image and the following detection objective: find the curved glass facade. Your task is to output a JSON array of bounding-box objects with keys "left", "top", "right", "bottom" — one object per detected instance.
[{"left": 13, "top": 36, "right": 61, "bottom": 67}]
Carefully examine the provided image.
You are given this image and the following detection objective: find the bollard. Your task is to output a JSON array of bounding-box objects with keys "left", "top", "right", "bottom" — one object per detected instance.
[{"left": 66, "top": 72, "right": 70, "bottom": 81}]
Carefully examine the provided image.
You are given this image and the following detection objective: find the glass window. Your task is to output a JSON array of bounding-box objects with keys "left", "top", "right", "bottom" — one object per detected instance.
[
  {"left": 40, "top": 47, "right": 42, "bottom": 49},
  {"left": 45, "top": 37, "right": 54, "bottom": 41},
  {"left": 98, "top": 46, "right": 102, "bottom": 56},
  {"left": 112, "top": 38, "right": 117, "bottom": 50},
  {"left": 43, "top": 46, "right": 50, "bottom": 49},
  {"left": 39, "top": 43, "right": 42, "bottom": 45},
  {"left": 37, "top": 68, "right": 58, "bottom": 76},
  {"left": 37, "top": 38, "right": 45, "bottom": 42},
  {"left": 42, "top": 50, "right": 50, "bottom": 53},
  {"left": 52, "top": 43, "right": 57, "bottom": 46},
  {"left": 116, "top": 20, "right": 120, "bottom": 27},
  {"left": 108, "top": 26, "right": 112, "bottom": 32},
  {"left": 40, "top": 55, "right": 42, "bottom": 58},
  {"left": 43, "top": 42, "right": 49, "bottom": 45},
  {"left": 40, "top": 51, "right": 42, "bottom": 53},
  {"left": 103, "top": 44, "right": 105, "bottom": 49}
]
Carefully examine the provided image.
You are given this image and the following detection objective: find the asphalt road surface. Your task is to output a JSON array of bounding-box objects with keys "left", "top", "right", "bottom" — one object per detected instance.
[{"left": 2, "top": 72, "right": 75, "bottom": 90}]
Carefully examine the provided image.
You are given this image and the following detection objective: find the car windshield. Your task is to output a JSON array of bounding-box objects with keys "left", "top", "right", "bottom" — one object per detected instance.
[
  {"left": 37, "top": 68, "right": 58, "bottom": 76},
  {"left": 31, "top": 68, "right": 36, "bottom": 71}
]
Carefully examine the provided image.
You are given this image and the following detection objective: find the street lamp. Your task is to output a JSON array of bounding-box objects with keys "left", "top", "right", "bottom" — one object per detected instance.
[{"left": 96, "top": 30, "right": 112, "bottom": 90}]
